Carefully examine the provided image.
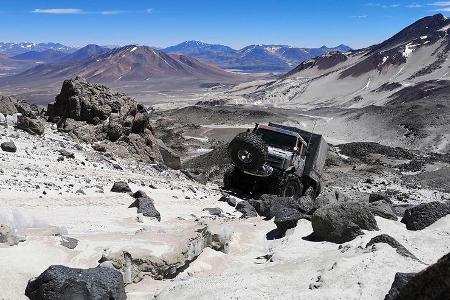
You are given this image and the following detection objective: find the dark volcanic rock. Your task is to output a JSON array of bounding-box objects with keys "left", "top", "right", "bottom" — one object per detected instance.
[
  {"left": 270, "top": 197, "right": 306, "bottom": 232},
  {"left": 203, "top": 207, "right": 223, "bottom": 216},
  {"left": 1, "top": 141, "right": 17, "bottom": 153},
  {"left": 60, "top": 236, "right": 79, "bottom": 250},
  {"left": 369, "top": 193, "right": 391, "bottom": 203},
  {"left": 369, "top": 200, "right": 398, "bottom": 220},
  {"left": 311, "top": 202, "right": 379, "bottom": 243},
  {"left": 401, "top": 201, "right": 450, "bottom": 230},
  {"left": 129, "top": 197, "right": 161, "bottom": 221},
  {"left": 111, "top": 181, "right": 132, "bottom": 193},
  {"left": 16, "top": 115, "right": 44, "bottom": 135},
  {"left": 385, "top": 252, "right": 450, "bottom": 300},
  {"left": 25, "top": 265, "right": 126, "bottom": 300},
  {"left": 384, "top": 272, "right": 416, "bottom": 300},
  {"left": 48, "top": 77, "right": 135, "bottom": 123},
  {"left": 47, "top": 77, "right": 162, "bottom": 163},
  {"left": 366, "top": 234, "right": 417, "bottom": 260},
  {"left": 236, "top": 201, "right": 258, "bottom": 218}
]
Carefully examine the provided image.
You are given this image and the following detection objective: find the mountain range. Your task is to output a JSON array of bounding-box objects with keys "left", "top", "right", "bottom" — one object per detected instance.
[
  {"left": 230, "top": 14, "right": 450, "bottom": 152},
  {"left": 2, "top": 45, "right": 236, "bottom": 84},
  {"left": 163, "top": 41, "right": 352, "bottom": 72},
  {"left": 0, "top": 41, "right": 352, "bottom": 76}
]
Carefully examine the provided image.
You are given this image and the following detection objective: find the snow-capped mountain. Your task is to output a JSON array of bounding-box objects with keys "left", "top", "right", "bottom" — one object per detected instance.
[
  {"left": 230, "top": 14, "right": 450, "bottom": 152},
  {"left": 163, "top": 41, "right": 352, "bottom": 72},
  {"left": 4, "top": 45, "right": 237, "bottom": 83},
  {"left": 0, "top": 42, "right": 76, "bottom": 56}
]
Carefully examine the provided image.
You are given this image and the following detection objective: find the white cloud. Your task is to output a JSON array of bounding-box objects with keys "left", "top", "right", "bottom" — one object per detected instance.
[
  {"left": 429, "top": 1, "right": 450, "bottom": 5},
  {"left": 351, "top": 15, "right": 368, "bottom": 18},
  {"left": 32, "top": 8, "right": 83, "bottom": 14},
  {"left": 101, "top": 10, "right": 126, "bottom": 15},
  {"left": 434, "top": 6, "right": 450, "bottom": 10}
]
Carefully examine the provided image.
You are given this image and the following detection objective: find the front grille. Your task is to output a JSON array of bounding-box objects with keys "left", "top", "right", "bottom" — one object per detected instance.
[{"left": 267, "top": 154, "right": 284, "bottom": 169}]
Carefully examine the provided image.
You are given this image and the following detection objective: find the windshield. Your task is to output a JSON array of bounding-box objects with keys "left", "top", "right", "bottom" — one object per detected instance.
[{"left": 256, "top": 128, "right": 297, "bottom": 151}]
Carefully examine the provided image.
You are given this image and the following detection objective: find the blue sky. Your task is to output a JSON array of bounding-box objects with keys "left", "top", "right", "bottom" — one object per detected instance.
[{"left": 0, "top": 0, "right": 449, "bottom": 49}]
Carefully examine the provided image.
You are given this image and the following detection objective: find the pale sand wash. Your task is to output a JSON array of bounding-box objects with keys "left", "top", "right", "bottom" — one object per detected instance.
[{"left": 0, "top": 124, "right": 449, "bottom": 299}]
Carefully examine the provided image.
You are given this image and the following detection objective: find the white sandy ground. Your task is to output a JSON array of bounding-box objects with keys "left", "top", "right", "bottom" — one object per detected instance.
[{"left": 0, "top": 124, "right": 449, "bottom": 299}]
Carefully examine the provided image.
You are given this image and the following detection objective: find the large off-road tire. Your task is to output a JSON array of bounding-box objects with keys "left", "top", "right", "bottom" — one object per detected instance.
[
  {"left": 278, "top": 174, "right": 304, "bottom": 198},
  {"left": 228, "top": 132, "right": 268, "bottom": 172}
]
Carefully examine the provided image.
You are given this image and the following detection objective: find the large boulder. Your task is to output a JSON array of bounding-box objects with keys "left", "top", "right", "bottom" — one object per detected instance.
[
  {"left": 384, "top": 273, "right": 416, "bottom": 300},
  {"left": 47, "top": 77, "right": 162, "bottom": 163},
  {"left": 0, "top": 95, "right": 18, "bottom": 115},
  {"left": 25, "top": 265, "right": 126, "bottom": 300},
  {"left": 1, "top": 141, "right": 17, "bottom": 153},
  {"left": 48, "top": 77, "right": 135, "bottom": 123},
  {"left": 369, "top": 200, "right": 398, "bottom": 220},
  {"left": 129, "top": 195, "right": 161, "bottom": 221},
  {"left": 16, "top": 115, "right": 45, "bottom": 135},
  {"left": 401, "top": 201, "right": 450, "bottom": 230},
  {"left": 311, "top": 202, "right": 379, "bottom": 243},
  {"left": 236, "top": 201, "right": 258, "bottom": 218},
  {"left": 270, "top": 197, "right": 306, "bottom": 232},
  {"left": 0, "top": 95, "right": 37, "bottom": 117},
  {"left": 111, "top": 181, "right": 132, "bottom": 193},
  {"left": 384, "top": 252, "right": 450, "bottom": 300}
]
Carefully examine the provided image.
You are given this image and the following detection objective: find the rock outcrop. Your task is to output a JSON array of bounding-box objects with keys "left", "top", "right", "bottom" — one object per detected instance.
[
  {"left": 401, "top": 201, "right": 450, "bottom": 230},
  {"left": 111, "top": 181, "right": 132, "bottom": 193},
  {"left": 366, "top": 234, "right": 418, "bottom": 260},
  {"left": 129, "top": 190, "right": 161, "bottom": 221},
  {"left": 369, "top": 200, "right": 398, "bottom": 220},
  {"left": 25, "top": 265, "right": 126, "bottom": 300},
  {"left": 47, "top": 77, "right": 163, "bottom": 163},
  {"left": 311, "top": 202, "right": 379, "bottom": 243},
  {"left": 384, "top": 252, "right": 450, "bottom": 300}
]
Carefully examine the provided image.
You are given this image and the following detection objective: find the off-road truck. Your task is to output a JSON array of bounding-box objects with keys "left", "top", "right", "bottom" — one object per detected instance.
[{"left": 224, "top": 123, "right": 328, "bottom": 198}]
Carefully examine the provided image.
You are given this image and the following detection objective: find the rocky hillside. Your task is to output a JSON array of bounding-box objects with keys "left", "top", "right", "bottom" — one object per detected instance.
[{"left": 225, "top": 14, "right": 450, "bottom": 152}]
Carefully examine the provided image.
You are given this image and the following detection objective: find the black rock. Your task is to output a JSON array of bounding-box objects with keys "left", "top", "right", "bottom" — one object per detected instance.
[
  {"left": 311, "top": 202, "right": 379, "bottom": 243},
  {"left": 385, "top": 252, "right": 450, "bottom": 300},
  {"left": 369, "top": 193, "right": 391, "bottom": 203},
  {"left": 236, "top": 201, "right": 258, "bottom": 218},
  {"left": 384, "top": 272, "right": 416, "bottom": 300},
  {"left": 203, "top": 207, "right": 223, "bottom": 216},
  {"left": 366, "top": 234, "right": 418, "bottom": 260},
  {"left": 270, "top": 197, "right": 306, "bottom": 233},
  {"left": 401, "top": 201, "right": 450, "bottom": 230},
  {"left": 111, "top": 181, "right": 132, "bottom": 193},
  {"left": 1, "top": 141, "right": 17, "bottom": 153},
  {"left": 129, "top": 197, "right": 161, "bottom": 221},
  {"left": 133, "top": 190, "right": 148, "bottom": 199},
  {"left": 60, "top": 236, "right": 79, "bottom": 249},
  {"left": 25, "top": 265, "right": 126, "bottom": 300},
  {"left": 369, "top": 200, "right": 398, "bottom": 220}
]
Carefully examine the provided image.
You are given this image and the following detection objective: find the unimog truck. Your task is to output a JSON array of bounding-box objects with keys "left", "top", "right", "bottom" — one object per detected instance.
[{"left": 224, "top": 123, "right": 328, "bottom": 198}]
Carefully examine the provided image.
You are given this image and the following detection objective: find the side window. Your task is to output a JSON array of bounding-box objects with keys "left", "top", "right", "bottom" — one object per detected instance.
[{"left": 301, "top": 144, "right": 307, "bottom": 156}]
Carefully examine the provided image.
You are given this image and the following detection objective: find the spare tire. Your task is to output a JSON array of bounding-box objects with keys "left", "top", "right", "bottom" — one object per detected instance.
[{"left": 228, "top": 132, "right": 267, "bottom": 172}]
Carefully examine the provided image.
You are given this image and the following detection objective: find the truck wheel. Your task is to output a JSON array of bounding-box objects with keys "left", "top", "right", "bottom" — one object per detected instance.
[
  {"left": 228, "top": 132, "right": 267, "bottom": 172},
  {"left": 279, "top": 174, "right": 304, "bottom": 198}
]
